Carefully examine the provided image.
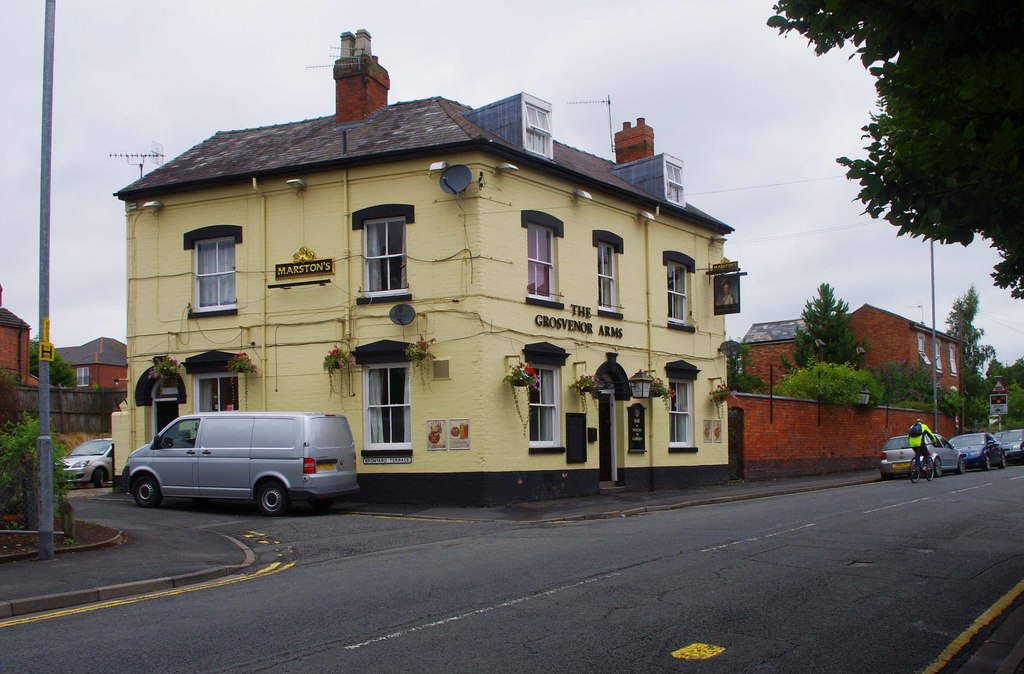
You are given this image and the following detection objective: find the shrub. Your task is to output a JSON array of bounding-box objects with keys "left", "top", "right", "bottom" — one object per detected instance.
[{"left": 775, "top": 362, "right": 883, "bottom": 405}]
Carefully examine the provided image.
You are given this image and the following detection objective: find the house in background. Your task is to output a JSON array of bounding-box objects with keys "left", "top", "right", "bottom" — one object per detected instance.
[
  {"left": 0, "top": 285, "right": 32, "bottom": 385},
  {"left": 743, "top": 304, "right": 961, "bottom": 390},
  {"left": 111, "top": 29, "right": 736, "bottom": 505},
  {"left": 57, "top": 337, "right": 128, "bottom": 389}
]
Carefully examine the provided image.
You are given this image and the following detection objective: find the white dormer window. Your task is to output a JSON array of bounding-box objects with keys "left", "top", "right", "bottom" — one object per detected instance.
[
  {"left": 524, "top": 97, "right": 552, "bottom": 159},
  {"left": 665, "top": 160, "right": 684, "bottom": 205}
]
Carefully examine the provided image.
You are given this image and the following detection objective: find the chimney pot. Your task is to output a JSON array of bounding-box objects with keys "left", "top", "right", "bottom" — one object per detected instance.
[{"left": 334, "top": 28, "right": 390, "bottom": 124}]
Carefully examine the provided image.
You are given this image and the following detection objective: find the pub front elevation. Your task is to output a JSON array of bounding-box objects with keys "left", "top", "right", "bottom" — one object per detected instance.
[{"left": 112, "top": 30, "right": 737, "bottom": 506}]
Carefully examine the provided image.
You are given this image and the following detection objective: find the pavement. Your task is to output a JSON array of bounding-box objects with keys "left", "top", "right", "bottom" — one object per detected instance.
[{"left": 1, "top": 470, "right": 1021, "bottom": 673}]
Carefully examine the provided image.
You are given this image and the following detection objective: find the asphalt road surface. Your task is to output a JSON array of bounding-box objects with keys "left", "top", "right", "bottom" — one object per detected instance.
[{"left": 4, "top": 467, "right": 1023, "bottom": 673}]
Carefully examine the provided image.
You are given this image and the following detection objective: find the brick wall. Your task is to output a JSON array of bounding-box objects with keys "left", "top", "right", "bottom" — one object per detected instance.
[
  {"left": 730, "top": 393, "right": 956, "bottom": 480},
  {"left": 0, "top": 323, "right": 30, "bottom": 384},
  {"left": 746, "top": 341, "right": 794, "bottom": 383}
]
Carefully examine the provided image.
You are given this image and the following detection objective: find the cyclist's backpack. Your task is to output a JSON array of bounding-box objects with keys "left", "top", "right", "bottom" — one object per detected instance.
[{"left": 908, "top": 423, "right": 923, "bottom": 438}]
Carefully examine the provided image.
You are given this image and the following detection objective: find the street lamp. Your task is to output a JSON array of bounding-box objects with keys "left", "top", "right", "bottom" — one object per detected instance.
[
  {"left": 629, "top": 370, "right": 653, "bottom": 399},
  {"left": 859, "top": 386, "right": 871, "bottom": 406}
]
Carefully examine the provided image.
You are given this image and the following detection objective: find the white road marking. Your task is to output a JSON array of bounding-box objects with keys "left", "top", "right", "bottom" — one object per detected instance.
[
  {"left": 700, "top": 523, "right": 816, "bottom": 553},
  {"left": 863, "top": 497, "right": 930, "bottom": 514}
]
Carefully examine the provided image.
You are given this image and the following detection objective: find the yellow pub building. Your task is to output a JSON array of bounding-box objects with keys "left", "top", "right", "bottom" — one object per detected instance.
[{"left": 112, "top": 30, "right": 736, "bottom": 505}]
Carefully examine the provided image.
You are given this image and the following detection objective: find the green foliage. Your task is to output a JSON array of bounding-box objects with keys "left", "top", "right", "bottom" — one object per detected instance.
[
  {"left": 0, "top": 418, "right": 69, "bottom": 516},
  {"left": 775, "top": 362, "right": 882, "bottom": 406},
  {"left": 0, "top": 370, "right": 20, "bottom": 426},
  {"left": 29, "top": 337, "right": 76, "bottom": 388},
  {"left": 726, "top": 342, "right": 765, "bottom": 393},
  {"left": 768, "top": 2, "right": 1024, "bottom": 298},
  {"left": 792, "top": 283, "right": 862, "bottom": 368},
  {"left": 869, "top": 360, "right": 933, "bottom": 406},
  {"left": 945, "top": 286, "right": 997, "bottom": 427}
]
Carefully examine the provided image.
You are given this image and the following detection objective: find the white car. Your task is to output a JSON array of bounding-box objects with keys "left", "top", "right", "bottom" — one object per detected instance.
[{"left": 64, "top": 438, "right": 113, "bottom": 487}]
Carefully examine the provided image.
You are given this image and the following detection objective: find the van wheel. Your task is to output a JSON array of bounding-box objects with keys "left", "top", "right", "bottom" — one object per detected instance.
[
  {"left": 91, "top": 467, "right": 107, "bottom": 488},
  {"left": 309, "top": 498, "right": 335, "bottom": 511},
  {"left": 256, "top": 481, "right": 290, "bottom": 517},
  {"left": 132, "top": 475, "right": 162, "bottom": 508}
]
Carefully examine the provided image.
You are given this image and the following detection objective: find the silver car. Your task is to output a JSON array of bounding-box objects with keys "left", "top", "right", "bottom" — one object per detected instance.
[
  {"left": 879, "top": 434, "right": 965, "bottom": 479},
  {"left": 63, "top": 438, "right": 114, "bottom": 487}
]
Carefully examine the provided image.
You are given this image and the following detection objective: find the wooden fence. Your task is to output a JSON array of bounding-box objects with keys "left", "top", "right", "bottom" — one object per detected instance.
[{"left": 9, "top": 386, "right": 127, "bottom": 434}]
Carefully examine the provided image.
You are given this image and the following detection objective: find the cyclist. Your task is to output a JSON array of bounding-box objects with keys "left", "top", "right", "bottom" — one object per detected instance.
[{"left": 908, "top": 418, "right": 937, "bottom": 477}]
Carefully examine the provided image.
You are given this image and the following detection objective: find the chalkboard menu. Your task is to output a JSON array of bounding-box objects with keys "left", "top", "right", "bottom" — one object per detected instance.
[{"left": 628, "top": 403, "right": 646, "bottom": 451}]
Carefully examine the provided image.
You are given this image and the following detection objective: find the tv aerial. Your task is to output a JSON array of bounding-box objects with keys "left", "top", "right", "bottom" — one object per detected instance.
[{"left": 110, "top": 141, "right": 164, "bottom": 178}]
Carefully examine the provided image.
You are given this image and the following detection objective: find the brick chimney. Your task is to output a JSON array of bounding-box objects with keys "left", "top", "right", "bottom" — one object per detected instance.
[
  {"left": 614, "top": 118, "right": 655, "bottom": 164},
  {"left": 334, "top": 29, "right": 390, "bottom": 124}
]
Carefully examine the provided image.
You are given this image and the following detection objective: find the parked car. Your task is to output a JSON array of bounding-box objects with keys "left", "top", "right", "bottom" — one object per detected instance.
[
  {"left": 994, "top": 429, "right": 1023, "bottom": 464},
  {"left": 63, "top": 438, "right": 113, "bottom": 487},
  {"left": 879, "top": 434, "right": 965, "bottom": 479},
  {"left": 949, "top": 432, "right": 1006, "bottom": 470}
]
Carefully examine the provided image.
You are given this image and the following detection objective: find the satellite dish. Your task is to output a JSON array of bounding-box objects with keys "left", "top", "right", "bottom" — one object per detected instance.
[
  {"left": 389, "top": 303, "right": 416, "bottom": 326},
  {"left": 719, "top": 340, "right": 742, "bottom": 357},
  {"left": 439, "top": 165, "right": 471, "bottom": 194}
]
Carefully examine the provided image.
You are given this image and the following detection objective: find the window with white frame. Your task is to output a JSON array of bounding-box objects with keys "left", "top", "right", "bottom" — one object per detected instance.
[
  {"left": 917, "top": 333, "right": 930, "bottom": 364},
  {"left": 364, "top": 365, "right": 411, "bottom": 449},
  {"left": 364, "top": 217, "right": 407, "bottom": 295},
  {"left": 934, "top": 341, "right": 943, "bottom": 372},
  {"left": 527, "top": 223, "right": 555, "bottom": 299},
  {"left": 195, "top": 374, "right": 239, "bottom": 412},
  {"left": 195, "top": 237, "right": 236, "bottom": 311},
  {"left": 667, "top": 262, "right": 688, "bottom": 323},
  {"left": 76, "top": 367, "right": 89, "bottom": 387},
  {"left": 949, "top": 345, "right": 958, "bottom": 375},
  {"left": 597, "top": 242, "right": 617, "bottom": 311},
  {"left": 524, "top": 101, "right": 552, "bottom": 158},
  {"left": 665, "top": 160, "right": 684, "bottom": 205},
  {"left": 528, "top": 366, "right": 559, "bottom": 446},
  {"left": 668, "top": 380, "right": 692, "bottom": 447}
]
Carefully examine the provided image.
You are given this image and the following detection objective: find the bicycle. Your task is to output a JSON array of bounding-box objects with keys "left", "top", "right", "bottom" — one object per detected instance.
[{"left": 909, "top": 452, "right": 934, "bottom": 483}]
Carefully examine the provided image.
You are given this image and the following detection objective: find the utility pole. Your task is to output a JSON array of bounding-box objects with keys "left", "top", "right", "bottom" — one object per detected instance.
[{"left": 36, "top": 0, "right": 56, "bottom": 560}]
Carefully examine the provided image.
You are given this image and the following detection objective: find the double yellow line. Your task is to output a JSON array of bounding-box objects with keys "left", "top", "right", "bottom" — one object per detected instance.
[{"left": 0, "top": 561, "right": 295, "bottom": 629}]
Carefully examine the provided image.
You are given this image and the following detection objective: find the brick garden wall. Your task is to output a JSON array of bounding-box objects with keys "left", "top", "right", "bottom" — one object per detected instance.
[{"left": 730, "top": 392, "right": 956, "bottom": 480}]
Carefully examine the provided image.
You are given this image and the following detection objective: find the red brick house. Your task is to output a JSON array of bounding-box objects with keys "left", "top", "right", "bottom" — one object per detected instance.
[
  {"left": 0, "top": 285, "right": 32, "bottom": 385},
  {"left": 57, "top": 337, "right": 128, "bottom": 389},
  {"left": 743, "top": 304, "right": 961, "bottom": 390}
]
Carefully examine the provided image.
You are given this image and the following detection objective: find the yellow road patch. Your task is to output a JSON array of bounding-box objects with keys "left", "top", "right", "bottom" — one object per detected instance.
[{"left": 672, "top": 643, "right": 726, "bottom": 660}]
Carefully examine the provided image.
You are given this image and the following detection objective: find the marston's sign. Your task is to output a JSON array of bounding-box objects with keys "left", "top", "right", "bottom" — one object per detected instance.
[{"left": 275, "top": 246, "right": 335, "bottom": 280}]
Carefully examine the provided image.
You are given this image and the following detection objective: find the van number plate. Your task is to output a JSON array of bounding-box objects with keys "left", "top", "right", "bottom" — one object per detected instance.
[{"left": 316, "top": 461, "right": 337, "bottom": 472}]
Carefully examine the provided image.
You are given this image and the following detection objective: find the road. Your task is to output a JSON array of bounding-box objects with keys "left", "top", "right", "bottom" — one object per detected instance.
[{"left": 3, "top": 467, "right": 1023, "bottom": 673}]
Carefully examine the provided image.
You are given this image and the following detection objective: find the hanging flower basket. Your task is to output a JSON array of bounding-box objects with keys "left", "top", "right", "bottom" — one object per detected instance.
[
  {"left": 503, "top": 362, "right": 539, "bottom": 436},
  {"left": 649, "top": 377, "right": 675, "bottom": 410},
  {"left": 709, "top": 383, "right": 733, "bottom": 417},
  {"left": 406, "top": 336, "right": 435, "bottom": 387},
  {"left": 150, "top": 357, "right": 180, "bottom": 387},
  {"left": 323, "top": 347, "right": 355, "bottom": 397},
  {"left": 227, "top": 352, "right": 257, "bottom": 375},
  {"left": 570, "top": 373, "right": 600, "bottom": 413}
]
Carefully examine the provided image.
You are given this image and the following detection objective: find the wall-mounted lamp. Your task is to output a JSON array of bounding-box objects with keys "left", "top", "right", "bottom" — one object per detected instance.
[
  {"left": 285, "top": 178, "right": 306, "bottom": 191},
  {"left": 143, "top": 201, "right": 163, "bottom": 212},
  {"left": 573, "top": 189, "right": 593, "bottom": 200},
  {"left": 495, "top": 163, "right": 519, "bottom": 172},
  {"left": 710, "top": 235, "right": 727, "bottom": 242},
  {"left": 858, "top": 386, "right": 871, "bottom": 406},
  {"left": 628, "top": 370, "right": 654, "bottom": 399},
  {"left": 126, "top": 202, "right": 139, "bottom": 212},
  {"left": 637, "top": 210, "right": 655, "bottom": 222},
  {"left": 429, "top": 161, "right": 448, "bottom": 172}
]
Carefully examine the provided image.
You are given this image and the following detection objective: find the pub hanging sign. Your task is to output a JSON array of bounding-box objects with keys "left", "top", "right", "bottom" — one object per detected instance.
[
  {"left": 275, "top": 246, "right": 335, "bottom": 280},
  {"left": 707, "top": 258, "right": 743, "bottom": 316}
]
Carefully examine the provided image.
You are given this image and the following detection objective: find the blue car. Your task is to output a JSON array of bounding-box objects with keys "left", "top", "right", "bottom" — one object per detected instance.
[{"left": 949, "top": 432, "right": 1006, "bottom": 471}]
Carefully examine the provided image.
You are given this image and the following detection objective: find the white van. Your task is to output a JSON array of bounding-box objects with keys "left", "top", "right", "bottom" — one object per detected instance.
[{"left": 124, "top": 412, "right": 359, "bottom": 516}]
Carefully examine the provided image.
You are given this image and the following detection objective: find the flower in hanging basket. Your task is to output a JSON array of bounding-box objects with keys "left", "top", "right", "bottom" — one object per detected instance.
[
  {"left": 570, "top": 373, "right": 600, "bottom": 396},
  {"left": 503, "top": 362, "right": 539, "bottom": 389},
  {"left": 227, "top": 352, "right": 257, "bottom": 375},
  {"left": 323, "top": 347, "right": 355, "bottom": 372},
  {"left": 649, "top": 377, "right": 670, "bottom": 399},
  {"left": 709, "top": 383, "right": 733, "bottom": 405},
  {"left": 405, "top": 336, "right": 435, "bottom": 364},
  {"left": 149, "top": 357, "right": 180, "bottom": 384}
]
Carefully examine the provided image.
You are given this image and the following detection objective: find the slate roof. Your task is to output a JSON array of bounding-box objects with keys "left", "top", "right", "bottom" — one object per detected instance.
[
  {"left": 56, "top": 337, "right": 127, "bottom": 367},
  {"left": 0, "top": 307, "right": 29, "bottom": 330},
  {"left": 743, "top": 319, "right": 805, "bottom": 344},
  {"left": 115, "top": 97, "right": 731, "bottom": 234}
]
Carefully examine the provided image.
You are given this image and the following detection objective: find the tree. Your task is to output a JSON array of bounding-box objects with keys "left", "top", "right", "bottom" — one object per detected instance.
[
  {"left": 791, "top": 283, "right": 861, "bottom": 368},
  {"left": 768, "top": 2, "right": 1024, "bottom": 297},
  {"left": 726, "top": 342, "right": 765, "bottom": 393},
  {"left": 28, "top": 338, "right": 76, "bottom": 388},
  {"left": 946, "top": 286, "right": 995, "bottom": 428}
]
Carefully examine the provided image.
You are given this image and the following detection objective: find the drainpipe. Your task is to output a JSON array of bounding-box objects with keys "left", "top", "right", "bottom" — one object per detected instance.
[
  {"left": 643, "top": 213, "right": 654, "bottom": 490},
  {"left": 252, "top": 177, "right": 268, "bottom": 410}
]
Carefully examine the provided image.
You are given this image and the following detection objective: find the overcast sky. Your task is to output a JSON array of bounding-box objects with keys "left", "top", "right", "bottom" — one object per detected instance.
[{"left": 4, "top": 0, "right": 1021, "bottom": 366}]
